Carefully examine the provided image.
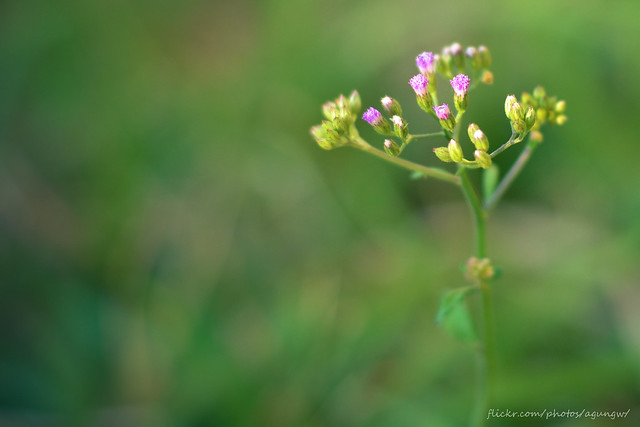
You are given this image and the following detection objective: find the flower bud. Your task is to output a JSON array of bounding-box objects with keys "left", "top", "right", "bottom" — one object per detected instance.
[
  {"left": 409, "top": 74, "right": 434, "bottom": 113},
  {"left": 310, "top": 125, "right": 332, "bottom": 150},
  {"left": 438, "top": 48, "right": 452, "bottom": 76},
  {"left": 505, "top": 95, "right": 517, "bottom": 118},
  {"left": 474, "top": 150, "right": 492, "bottom": 169},
  {"left": 322, "top": 102, "right": 338, "bottom": 120},
  {"left": 467, "top": 123, "right": 480, "bottom": 141},
  {"left": 392, "top": 115, "right": 408, "bottom": 140},
  {"left": 448, "top": 139, "right": 463, "bottom": 163},
  {"left": 554, "top": 100, "right": 566, "bottom": 113},
  {"left": 529, "top": 131, "right": 543, "bottom": 142},
  {"left": 433, "top": 147, "right": 453, "bottom": 162},
  {"left": 471, "top": 129, "right": 489, "bottom": 151},
  {"left": 466, "top": 46, "right": 482, "bottom": 70},
  {"left": 508, "top": 102, "right": 525, "bottom": 122},
  {"left": 555, "top": 115, "right": 568, "bottom": 125},
  {"left": 434, "top": 104, "right": 456, "bottom": 132},
  {"left": 450, "top": 42, "right": 465, "bottom": 69},
  {"left": 521, "top": 92, "right": 534, "bottom": 107},
  {"left": 348, "top": 90, "right": 361, "bottom": 115},
  {"left": 381, "top": 96, "right": 402, "bottom": 117},
  {"left": 383, "top": 139, "right": 401, "bottom": 157},
  {"left": 512, "top": 119, "right": 527, "bottom": 134},
  {"left": 478, "top": 45, "right": 492, "bottom": 68},
  {"left": 481, "top": 70, "right": 494, "bottom": 85},
  {"left": 416, "top": 51, "right": 436, "bottom": 76},
  {"left": 362, "top": 107, "right": 391, "bottom": 135},
  {"left": 533, "top": 85, "right": 546, "bottom": 100},
  {"left": 336, "top": 94, "right": 348, "bottom": 112},
  {"left": 451, "top": 74, "right": 470, "bottom": 112},
  {"left": 524, "top": 106, "right": 536, "bottom": 129}
]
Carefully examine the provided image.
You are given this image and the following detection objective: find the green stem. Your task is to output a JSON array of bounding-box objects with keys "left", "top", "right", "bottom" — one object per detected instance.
[
  {"left": 484, "top": 138, "right": 540, "bottom": 213},
  {"left": 458, "top": 167, "right": 495, "bottom": 427},
  {"left": 408, "top": 131, "right": 445, "bottom": 140},
  {"left": 352, "top": 137, "right": 460, "bottom": 185}
]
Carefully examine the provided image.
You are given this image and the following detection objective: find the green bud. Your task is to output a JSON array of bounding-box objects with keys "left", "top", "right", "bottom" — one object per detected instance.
[
  {"left": 536, "top": 108, "right": 547, "bottom": 123},
  {"left": 467, "top": 123, "right": 480, "bottom": 141},
  {"left": 556, "top": 115, "right": 568, "bottom": 125},
  {"left": 448, "top": 139, "right": 463, "bottom": 163},
  {"left": 322, "top": 102, "right": 338, "bottom": 120},
  {"left": 465, "top": 46, "right": 482, "bottom": 70},
  {"left": 348, "top": 90, "right": 361, "bottom": 115},
  {"left": 334, "top": 108, "right": 352, "bottom": 130},
  {"left": 433, "top": 147, "right": 453, "bottom": 162},
  {"left": 451, "top": 42, "right": 465, "bottom": 70},
  {"left": 392, "top": 115, "right": 408, "bottom": 140},
  {"left": 454, "top": 93, "right": 469, "bottom": 112},
  {"left": 512, "top": 119, "right": 527, "bottom": 134},
  {"left": 416, "top": 91, "right": 434, "bottom": 113},
  {"left": 381, "top": 96, "right": 402, "bottom": 117},
  {"left": 474, "top": 150, "right": 492, "bottom": 169},
  {"left": 508, "top": 102, "right": 525, "bottom": 122},
  {"left": 470, "top": 128, "right": 489, "bottom": 151},
  {"left": 465, "top": 256, "right": 495, "bottom": 281},
  {"left": 437, "top": 50, "right": 452, "bottom": 77},
  {"left": 383, "top": 139, "right": 401, "bottom": 157},
  {"left": 505, "top": 95, "right": 517, "bottom": 118},
  {"left": 521, "top": 92, "right": 534, "bottom": 107},
  {"left": 554, "top": 100, "right": 566, "bottom": 113},
  {"left": 524, "top": 106, "right": 536, "bottom": 129},
  {"left": 533, "top": 85, "right": 546, "bottom": 100},
  {"left": 478, "top": 45, "right": 492, "bottom": 68}
]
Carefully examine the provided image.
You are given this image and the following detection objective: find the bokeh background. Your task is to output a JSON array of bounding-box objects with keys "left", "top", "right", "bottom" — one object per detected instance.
[{"left": 1, "top": 0, "right": 639, "bottom": 425}]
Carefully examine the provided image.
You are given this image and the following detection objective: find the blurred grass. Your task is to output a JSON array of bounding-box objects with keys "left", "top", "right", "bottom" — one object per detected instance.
[{"left": 1, "top": 0, "right": 639, "bottom": 425}]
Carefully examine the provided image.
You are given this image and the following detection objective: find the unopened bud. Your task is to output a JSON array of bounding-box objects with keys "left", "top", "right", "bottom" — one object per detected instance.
[
  {"left": 508, "top": 102, "right": 525, "bottom": 122},
  {"left": 392, "top": 115, "right": 408, "bottom": 140},
  {"left": 381, "top": 96, "right": 402, "bottom": 116},
  {"left": 468, "top": 123, "right": 480, "bottom": 141},
  {"left": 521, "top": 92, "right": 534, "bottom": 107},
  {"left": 529, "top": 130, "right": 543, "bottom": 142},
  {"left": 512, "top": 119, "right": 527, "bottom": 134},
  {"left": 554, "top": 100, "right": 566, "bottom": 113},
  {"left": 481, "top": 70, "right": 493, "bottom": 85},
  {"left": 556, "top": 115, "right": 568, "bottom": 125},
  {"left": 466, "top": 46, "right": 481, "bottom": 69},
  {"left": 533, "top": 85, "right": 546, "bottom": 100},
  {"left": 362, "top": 107, "right": 392, "bottom": 135},
  {"left": 478, "top": 46, "right": 492, "bottom": 68},
  {"left": 434, "top": 104, "right": 456, "bottom": 132},
  {"left": 450, "top": 42, "right": 465, "bottom": 69},
  {"left": 505, "top": 95, "right": 517, "bottom": 118},
  {"left": 471, "top": 129, "right": 489, "bottom": 151},
  {"left": 383, "top": 139, "right": 401, "bottom": 157},
  {"left": 348, "top": 90, "right": 361, "bottom": 115},
  {"left": 474, "top": 150, "right": 492, "bottom": 169},
  {"left": 322, "top": 102, "right": 338, "bottom": 120},
  {"left": 448, "top": 139, "right": 463, "bottom": 163},
  {"left": 433, "top": 147, "right": 453, "bottom": 162},
  {"left": 524, "top": 106, "right": 536, "bottom": 129}
]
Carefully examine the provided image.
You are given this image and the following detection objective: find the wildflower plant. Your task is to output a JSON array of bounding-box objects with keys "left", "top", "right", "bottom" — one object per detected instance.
[{"left": 310, "top": 42, "right": 566, "bottom": 425}]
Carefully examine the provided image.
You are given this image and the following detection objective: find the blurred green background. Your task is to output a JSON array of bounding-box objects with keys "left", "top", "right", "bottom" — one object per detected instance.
[{"left": 1, "top": 0, "right": 639, "bottom": 425}]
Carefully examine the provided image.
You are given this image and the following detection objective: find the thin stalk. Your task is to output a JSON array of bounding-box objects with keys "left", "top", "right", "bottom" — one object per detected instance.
[
  {"left": 484, "top": 139, "right": 540, "bottom": 213},
  {"left": 352, "top": 137, "right": 460, "bottom": 185},
  {"left": 408, "top": 131, "right": 445, "bottom": 140},
  {"left": 458, "top": 167, "right": 495, "bottom": 426}
]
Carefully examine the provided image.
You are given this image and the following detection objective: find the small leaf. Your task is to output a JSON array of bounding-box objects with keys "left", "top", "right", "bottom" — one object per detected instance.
[
  {"left": 436, "top": 286, "right": 478, "bottom": 343},
  {"left": 482, "top": 164, "right": 500, "bottom": 202}
]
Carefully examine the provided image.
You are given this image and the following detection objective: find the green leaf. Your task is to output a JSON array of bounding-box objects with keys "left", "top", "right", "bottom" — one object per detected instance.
[
  {"left": 435, "top": 286, "right": 478, "bottom": 343},
  {"left": 482, "top": 164, "right": 500, "bottom": 202}
]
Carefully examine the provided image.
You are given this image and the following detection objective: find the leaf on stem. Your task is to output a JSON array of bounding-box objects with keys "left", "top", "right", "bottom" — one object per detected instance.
[{"left": 435, "top": 286, "right": 478, "bottom": 343}]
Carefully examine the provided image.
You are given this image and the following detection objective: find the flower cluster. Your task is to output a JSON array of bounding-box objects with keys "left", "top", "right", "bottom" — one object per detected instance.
[{"left": 310, "top": 91, "right": 361, "bottom": 150}]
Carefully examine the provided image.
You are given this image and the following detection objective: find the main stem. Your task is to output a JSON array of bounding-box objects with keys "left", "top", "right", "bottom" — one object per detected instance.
[{"left": 458, "top": 168, "right": 496, "bottom": 427}]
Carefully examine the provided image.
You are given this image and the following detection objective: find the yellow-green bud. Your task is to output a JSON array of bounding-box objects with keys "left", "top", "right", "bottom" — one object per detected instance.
[
  {"left": 433, "top": 147, "right": 453, "bottom": 162},
  {"left": 536, "top": 108, "right": 548, "bottom": 123},
  {"left": 529, "top": 131, "right": 543, "bottom": 142},
  {"left": 383, "top": 139, "right": 401, "bottom": 157},
  {"left": 474, "top": 150, "right": 492, "bottom": 169},
  {"left": 521, "top": 92, "right": 534, "bottom": 107},
  {"left": 508, "top": 102, "right": 525, "bottom": 122},
  {"left": 450, "top": 42, "right": 465, "bottom": 70},
  {"left": 392, "top": 115, "right": 408, "bottom": 140},
  {"left": 448, "top": 139, "right": 463, "bottom": 163},
  {"left": 505, "top": 95, "right": 517, "bottom": 118},
  {"left": 322, "top": 102, "right": 338, "bottom": 120},
  {"left": 533, "top": 85, "right": 546, "bottom": 100},
  {"left": 512, "top": 119, "right": 527, "bottom": 134},
  {"left": 478, "top": 45, "right": 492, "bottom": 68},
  {"left": 481, "top": 70, "right": 494, "bottom": 85},
  {"left": 468, "top": 123, "right": 480, "bottom": 141},
  {"left": 348, "top": 90, "right": 361, "bottom": 115},
  {"left": 465, "top": 46, "right": 482, "bottom": 70},
  {"left": 471, "top": 129, "right": 489, "bottom": 151},
  {"left": 524, "top": 106, "right": 536, "bottom": 129},
  {"left": 556, "top": 115, "right": 568, "bottom": 125},
  {"left": 554, "top": 100, "right": 566, "bottom": 113}
]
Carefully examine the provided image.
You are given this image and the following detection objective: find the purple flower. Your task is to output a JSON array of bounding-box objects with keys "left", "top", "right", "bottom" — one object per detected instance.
[
  {"left": 450, "top": 42, "right": 462, "bottom": 56},
  {"left": 416, "top": 52, "right": 435, "bottom": 74},
  {"left": 433, "top": 104, "right": 452, "bottom": 120},
  {"left": 381, "top": 96, "right": 393, "bottom": 109},
  {"left": 450, "top": 74, "right": 470, "bottom": 96},
  {"left": 409, "top": 74, "right": 429, "bottom": 97},
  {"left": 362, "top": 107, "right": 383, "bottom": 125}
]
